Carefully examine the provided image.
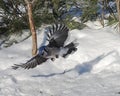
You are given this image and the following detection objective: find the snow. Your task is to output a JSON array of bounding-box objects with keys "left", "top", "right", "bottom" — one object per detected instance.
[{"left": 0, "top": 22, "right": 120, "bottom": 96}]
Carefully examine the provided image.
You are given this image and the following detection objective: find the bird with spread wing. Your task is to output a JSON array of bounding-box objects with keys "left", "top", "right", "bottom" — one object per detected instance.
[{"left": 12, "top": 23, "right": 78, "bottom": 70}]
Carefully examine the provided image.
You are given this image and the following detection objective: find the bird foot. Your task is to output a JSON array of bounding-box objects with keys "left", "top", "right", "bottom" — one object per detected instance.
[
  {"left": 55, "top": 55, "right": 59, "bottom": 58},
  {"left": 51, "top": 58, "right": 55, "bottom": 61}
]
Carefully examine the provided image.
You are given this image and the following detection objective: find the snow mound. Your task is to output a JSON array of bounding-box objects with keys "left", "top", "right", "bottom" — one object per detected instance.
[
  {"left": 0, "top": 26, "right": 120, "bottom": 96},
  {"left": 84, "top": 20, "right": 108, "bottom": 29}
]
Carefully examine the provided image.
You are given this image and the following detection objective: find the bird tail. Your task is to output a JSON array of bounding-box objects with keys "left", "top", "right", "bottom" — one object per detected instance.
[{"left": 63, "top": 41, "right": 78, "bottom": 58}]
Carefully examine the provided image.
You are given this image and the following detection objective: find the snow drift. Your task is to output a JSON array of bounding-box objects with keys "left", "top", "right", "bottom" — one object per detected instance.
[{"left": 0, "top": 23, "right": 120, "bottom": 96}]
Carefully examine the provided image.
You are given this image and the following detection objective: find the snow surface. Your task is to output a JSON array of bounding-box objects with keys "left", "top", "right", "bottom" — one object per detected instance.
[{"left": 0, "top": 22, "right": 120, "bottom": 96}]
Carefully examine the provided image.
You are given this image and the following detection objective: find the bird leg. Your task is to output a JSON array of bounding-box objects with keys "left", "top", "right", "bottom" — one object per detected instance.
[
  {"left": 51, "top": 58, "right": 55, "bottom": 61},
  {"left": 55, "top": 55, "right": 59, "bottom": 58}
]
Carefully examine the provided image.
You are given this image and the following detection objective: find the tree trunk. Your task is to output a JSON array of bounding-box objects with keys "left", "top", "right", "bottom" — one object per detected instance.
[
  {"left": 101, "top": 1, "right": 105, "bottom": 27},
  {"left": 27, "top": 2, "right": 37, "bottom": 56},
  {"left": 116, "top": 0, "right": 120, "bottom": 32}
]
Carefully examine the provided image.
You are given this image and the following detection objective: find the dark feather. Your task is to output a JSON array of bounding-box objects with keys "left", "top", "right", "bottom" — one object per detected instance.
[
  {"left": 44, "top": 47, "right": 48, "bottom": 53},
  {"left": 47, "top": 23, "right": 69, "bottom": 48},
  {"left": 49, "top": 28, "right": 52, "bottom": 36},
  {"left": 12, "top": 54, "right": 47, "bottom": 70},
  {"left": 52, "top": 24, "right": 55, "bottom": 33},
  {"left": 46, "top": 38, "right": 50, "bottom": 41},
  {"left": 55, "top": 23, "right": 58, "bottom": 32},
  {"left": 63, "top": 42, "right": 78, "bottom": 58},
  {"left": 46, "top": 33, "right": 50, "bottom": 39}
]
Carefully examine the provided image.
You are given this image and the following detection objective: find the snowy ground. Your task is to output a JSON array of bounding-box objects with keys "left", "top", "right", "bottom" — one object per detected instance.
[{"left": 0, "top": 22, "right": 120, "bottom": 96}]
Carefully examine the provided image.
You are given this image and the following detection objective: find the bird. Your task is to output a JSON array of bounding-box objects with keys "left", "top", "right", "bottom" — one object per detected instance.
[{"left": 12, "top": 23, "right": 78, "bottom": 70}]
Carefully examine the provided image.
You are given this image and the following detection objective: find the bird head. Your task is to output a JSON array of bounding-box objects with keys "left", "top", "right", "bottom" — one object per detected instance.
[{"left": 38, "top": 46, "right": 47, "bottom": 55}]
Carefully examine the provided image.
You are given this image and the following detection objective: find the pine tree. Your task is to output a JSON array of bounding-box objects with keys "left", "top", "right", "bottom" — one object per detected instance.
[
  {"left": 0, "top": 0, "right": 28, "bottom": 35},
  {"left": 81, "top": 0, "right": 98, "bottom": 22}
]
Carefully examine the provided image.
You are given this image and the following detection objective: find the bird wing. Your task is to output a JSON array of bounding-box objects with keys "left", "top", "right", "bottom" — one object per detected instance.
[
  {"left": 12, "top": 54, "right": 48, "bottom": 70},
  {"left": 46, "top": 23, "right": 69, "bottom": 47},
  {"left": 62, "top": 42, "right": 78, "bottom": 58}
]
